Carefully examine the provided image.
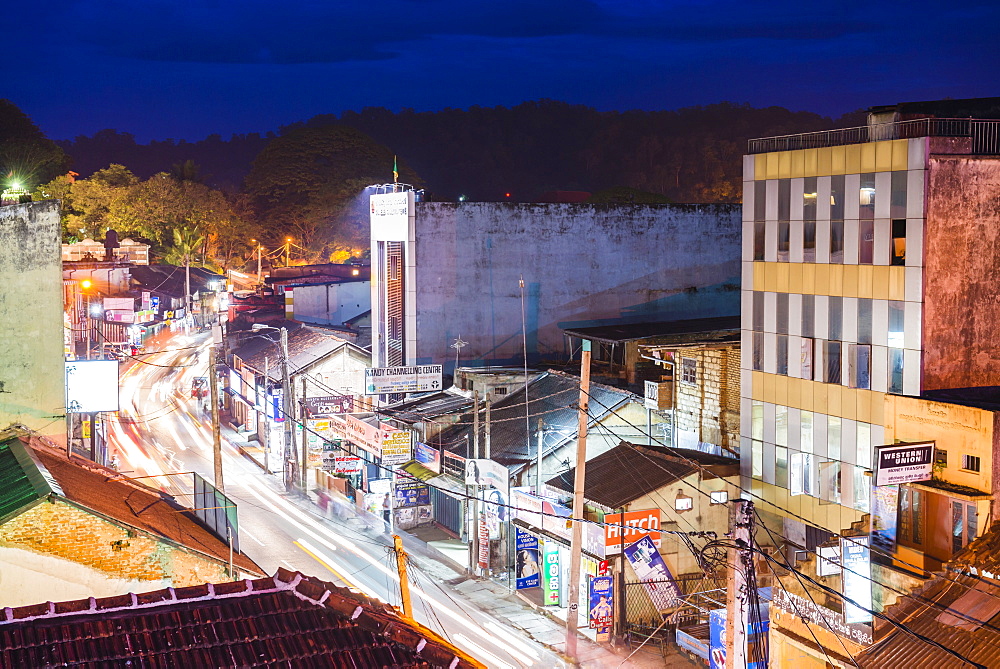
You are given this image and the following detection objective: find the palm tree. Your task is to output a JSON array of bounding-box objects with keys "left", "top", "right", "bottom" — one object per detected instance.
[{"left": 164, "top": 226, "right": 206, "bottom": 327}]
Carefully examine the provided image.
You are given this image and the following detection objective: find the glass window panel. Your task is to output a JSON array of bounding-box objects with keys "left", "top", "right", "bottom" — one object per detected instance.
[
  {"left": 776, "top": 335, "right": 789, "bottom": 376},
  {"left": 888, "top": 301, "right": 905, "bottom": 347},
  {"left": 753, "top": 291, "right": 764, "bottom": 331},
  {"left": 889, "top": 347, "right": 904, "bottom": 395},
  {"left": 831, "top": 175, "right": 845, "bottom": 220},
  {"left": 953, "top": 501, "right": 964, "bottom": 554},
  {"left": 850, "top": 344, "right": 871, "bottom": 390},
  {"left": 859, "top": 220, "right": 875, "bottom": 264},
  {"left": 803, "top": 176, "right": 817, "bottom": 222},
  {"left": 828, "top": 296, "right": 843, "bottom": 341},
  {"left": 789, "top": 452, "right": 804, "bottom": 496},
  {"left": 778, "top": 178, "right": 791, "bottom": 221},
  {"left": 754, "top": 180, "right": 767, "bottom": 221},
  {"left": 853, "top": 466, "right": 870, "bottom": 512},
  {"left": 751, "top": 401, "right": 764, "bottom": 440},
  {"left": 801, "top": 411, "right": 814, "bottom": 453},
  {"left": 800, "top": 337, "right": 813, "bottom": 380},
  {"left": 803, "top": 221, "right": 816, "bottom": 262},
  {"left": 752, "top": 440, "right": 764, "bottom": 480},
  {"left": 857, "top": 298, "right": 873, "bottom": 344},
  {"left": 752, "top": 331, "right": 764, "bottom": 371},
  {"left": 775, "top": 405, "right": 788, "bottom": 447},
  {"left": 968, "top": 504, "right": 978, "bottom": 544},
  {"left": 828, "top": 416, "right": 842, "bottom": 460},
  {"left": 803, "top": 453, "right": 815, "bottom": 497},
  {"left": 801, "top": 294, "right": 814, "bottom": 338},
  {"left": 891, "top": 219, "right": 906, "bottom": 266},
  {"left": 830, "top": 219, "right": 845, "bottom": 264},
  {"left": 856, "top": 423, "right": 871, "bottom": 468},
  {"left": 860, "top": 173, "right": 875, "bottom": 220},
  {"left": 775, "top": 446, "right": 788, "bottom": 488},
  {"left": 890, "top": 171, "right": 907, "bottom": 219},
  {"left": 819, "top": 461, "right": 841, "bottom": 504},
  {"left": 754, "top": 221, "right": 766, "bottom": 261},
  {"left": 776, "top": 293, "right": 788, "bottom": 334},
  {"left": 777, "top": 221, "right": 790, "bottom": 262}
]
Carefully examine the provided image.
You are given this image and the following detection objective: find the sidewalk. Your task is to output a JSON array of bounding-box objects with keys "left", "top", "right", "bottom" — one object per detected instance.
[{"left": 222, "top": 422, "right": 699, "bottom": 668}]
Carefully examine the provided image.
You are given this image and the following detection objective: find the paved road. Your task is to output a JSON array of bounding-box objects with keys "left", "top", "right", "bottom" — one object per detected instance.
[{"left": 107, "top": 329, "right": 566, "bottom": 669}]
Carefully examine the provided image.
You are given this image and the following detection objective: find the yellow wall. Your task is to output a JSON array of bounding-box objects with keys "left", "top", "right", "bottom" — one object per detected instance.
[
  {"left": 754, "top": 140, "right": 909, "bottom": 180},
  {"left": 752, "top": 262, "right": 909, "bottom": 301}
]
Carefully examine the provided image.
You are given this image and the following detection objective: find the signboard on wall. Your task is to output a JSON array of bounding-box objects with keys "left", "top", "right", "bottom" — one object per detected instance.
[
  {"left": 515, "top": 529, "right": 540, "bottom": 590},
  {"left": 875, "top": 441, "right": 933, "bottom": 486},
  {"left": 465, "top": 458, "right": 509, "bottom": 490},
  {"left": 605, "top": 509, "right": 661, "bottom": 554},
  {"left": 370, "top": 191, "right": 411, "bottom": 241},
  {"left": 841, "top": 536, "right": 873, "bottom": 623},
  {"left": 414, "top": 442, "right": 441, "bottom": 473},
  {"left": 302, "top": 395, "right": 353, "bottom": 417},
  {"left": 365, "top": 365, "right": 443, "bottom": 394},
  {"left": 381, "top": 430, "right": 413, "bottom": 465},
  {"left": 65, "top": 360, "right": 120, "bottom": 413},
  {"left": 542, "top": 542, "right": 561, "bottom": 606}
]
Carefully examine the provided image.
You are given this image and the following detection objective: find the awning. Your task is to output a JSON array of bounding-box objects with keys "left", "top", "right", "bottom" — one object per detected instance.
[{"left": 400, "top": 460, "right": 438, "bottom": 482}]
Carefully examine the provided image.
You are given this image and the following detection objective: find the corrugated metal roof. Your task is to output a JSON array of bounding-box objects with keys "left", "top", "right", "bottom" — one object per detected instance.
[
  {"left": 431, "top": 370, "right": 634, "bottom": 468},
  {"left": 0, "top": 433, "right": 55, "bottom": 524},
  {"left": 562, "top": 315, "right": 740, "bottom": 345}
]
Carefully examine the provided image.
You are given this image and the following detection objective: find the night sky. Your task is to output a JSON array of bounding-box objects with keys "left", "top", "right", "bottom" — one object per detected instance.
[{"left": 8, "top": 0, "right": 1000, "bottom": 142}]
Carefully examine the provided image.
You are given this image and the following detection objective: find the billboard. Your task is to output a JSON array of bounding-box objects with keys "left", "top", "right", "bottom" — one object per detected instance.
[
  {"left": 605, "top": 509, "right": 661, "bottom": 554},
  {"left": 192, "top": 472, "right": 239, "bottom": 553},
  {"left": 381, "top": 430, "right": 413, "bottom": 465},
  {"left": 623, "top": 535, "right": 682, "bottom": 612},
  {"left": 65, "top": 360, "right": 120, "bottom": 413},
  {"left": 515, "top": 529, "right": 540, "bottom": 589},
  {"left": 414, "top": 442, "right": 441, "bottom": 473},
  {"left": 588, "top": 575, "right": 614, "bottom": 630},
  {"left": 395, "top": 479, "right": 430, "bottom": 507},
  {"left": 365, "top": 365, "right": 443, "bottom": 395},
  {"left": 875, "top": 442, "right": 933, "bottom": 486},
  {"left": 465, "top": 458, "right": 509, "bottom": 490},
  {"left": 841, "top": 536, "right": 873, "bottom": 623}
]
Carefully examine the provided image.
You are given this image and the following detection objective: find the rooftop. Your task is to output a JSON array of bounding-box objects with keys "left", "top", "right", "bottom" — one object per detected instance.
[
  {"left": 0, "top": 569, "right": 480, "bottom": 668},
  {"left": 545, "top": 441, "right": 738, "bottom": 509},
  {"left": 562, "top": 315, "right": 740, "bottom": 345},
  {"left": 230, "top": 323, "right": 363, "bottom": 381},
  {"left": 920, "top": 387, "right": 1000, "bottom": 413}
]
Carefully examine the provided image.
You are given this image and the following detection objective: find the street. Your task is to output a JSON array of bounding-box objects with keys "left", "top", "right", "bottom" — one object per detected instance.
[{"left": 107, "top": 328, "right": 567, "bottom": 669}]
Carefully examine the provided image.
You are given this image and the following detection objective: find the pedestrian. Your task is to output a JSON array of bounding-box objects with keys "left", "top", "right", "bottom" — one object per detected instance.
[{"left": 382, "top": 494, "right": 391, "bottom": 527}]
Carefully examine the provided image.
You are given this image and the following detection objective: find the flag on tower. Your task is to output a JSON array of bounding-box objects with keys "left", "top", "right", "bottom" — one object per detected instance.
[{"left": 393, "top": 155, "right": 398, "bottom": 183}]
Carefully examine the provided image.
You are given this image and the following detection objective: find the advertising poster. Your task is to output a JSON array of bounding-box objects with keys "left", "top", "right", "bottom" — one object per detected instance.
[
  {"left": 870, "top": 485, "right": 899, "bottom": 554},
  {"left": 394, "top": 479, "right": 430, "bottom": 507},
  {"left": 65, "top": 360, "right": 120, "bottom": 413},
  {"left": 414, "top": 442, "right": 441, "bottom": 473},
  {"left": 623, "top": 536, "right": 682, "bottom": 612},
  {"left": 381, "top": 431, "right": 413, "bottom": 466},
  {"left": 604, "top": 509, "right": 661, "bottom": 555},
  {"left": 483, "top": 488, "right": 507, "bottom": 539},
  {"left": 543, "top": 542, "right": 561, "bottom": 606},
  {"left": 875, "top": 442, "right": 934, "bottom": 486},
  {"left": 709, "top": 608, "right": 726, "bottom": 669},
  {"left": 515, "top": 529, "right": 540, "bottom": 589},
  {"left": 478, "top": 513, "right": 490, "bottom": 569},
  {"left": 588, "top": 575, "right": 614, "bottom": 635},
  {"left": 841, "top": 536, "right": 873, "bottom": 623}
]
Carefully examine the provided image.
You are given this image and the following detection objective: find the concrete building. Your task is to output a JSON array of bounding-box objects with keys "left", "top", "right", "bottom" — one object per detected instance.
[
  {"left": 740, "top": 99, "right": 1000, "bottom": 665},
  {"left": 0, "top": 201, "right": 65, "bottom": 436},
  {"left": 370, "top": 192, "right": 740, "bottom": 374}
]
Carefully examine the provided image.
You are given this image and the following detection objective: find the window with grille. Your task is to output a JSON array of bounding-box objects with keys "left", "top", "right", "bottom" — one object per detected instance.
[
  {"left": 962, "top": 454, "right": 981, "bottom": 472},
  {"left": 681, "top": 358, "right": 697, "bottom": 384}
]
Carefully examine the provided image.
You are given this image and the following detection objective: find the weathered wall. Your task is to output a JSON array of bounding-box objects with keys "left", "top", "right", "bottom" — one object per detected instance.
[
  {"left": 413, "top": 202, "right": 741, "bottom": 371},
  {"left": 293, "top": 281, "right": 370, "bottom": 326},
  {"left": 922, "top": 156, "right": 1000, "bottom": 389},
  {"left": 0, "top": 201, "right": 65, "bottom": 435},
  {"left": 0, "top": 498, "right": 231, "bottom": 602}
]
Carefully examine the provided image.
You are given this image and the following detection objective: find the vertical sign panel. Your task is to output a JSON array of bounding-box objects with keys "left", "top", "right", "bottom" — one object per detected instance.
[
  {"left": 515, "top": 529, "right": 540, "bottom": 589},
  {"left": 543, "top": 542, "right": 561, "bottom": 606},
  {"left": 841, "top": 536, "right": 873, "bottom": 623}
]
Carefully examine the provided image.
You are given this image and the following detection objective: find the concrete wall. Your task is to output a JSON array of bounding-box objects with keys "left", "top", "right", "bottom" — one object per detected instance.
[
  {"left": 0, "top": 201, "right": 66, "bottom": 435},
  {"left": 412, "top": 202, "right": 741, "bottom": 371},
  {"left": 922, "top": 156, "right": 1000, "bottom": 389},
  {"left": 293, "top": 281, "right": 370, "bottom": 326}
]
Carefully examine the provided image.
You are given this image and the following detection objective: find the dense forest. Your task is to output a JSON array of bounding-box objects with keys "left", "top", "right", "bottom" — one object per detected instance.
[{"left": 2, "top": 98, "right": 865, "bottom": 266}]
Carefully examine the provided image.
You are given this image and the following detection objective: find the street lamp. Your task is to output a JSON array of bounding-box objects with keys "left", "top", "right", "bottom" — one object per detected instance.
[{"left": 251, "top": 324, "right": 297, "bottom": 491}]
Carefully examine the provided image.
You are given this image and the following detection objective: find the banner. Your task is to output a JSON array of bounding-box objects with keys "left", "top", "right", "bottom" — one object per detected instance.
[
  {"left": 623, "top": 535, "right": 682, "bottom": 612},
  {"left": 465, "top": 458, "right": 509, "bottom": 491},
  {"left": 365, "top": 365, "right": 443, "bottom": 394},
  {"left": 588, "top": 575, "right": 614, "bottom": 632},
  {"left": 483, "top": 488, "right": 507, "bottom": 539},
  {"left": 302, "top": 395, "right": 353, "bottom": 416},
  {"left": 542, "top": 542, "right": 561, "bottom": 606},
  {"left": 515, "top": 529, "right": 540, "bottom": 589},
  {"left": 870, "top": 485, "right": 899, "bottom": 554},
  {"left": 478, "top": 513, "right": 490, "bottom": 570},
  {"left": 841, "top": 536, "right": 873, "bottom": 623}
]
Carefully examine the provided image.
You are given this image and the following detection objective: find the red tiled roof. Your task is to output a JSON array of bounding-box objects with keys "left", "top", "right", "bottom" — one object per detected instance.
[
  {"left": 21, "top": 433, "right": 262, "bottom": 576},
  {"left": 0, "top": 569, "right": 482, "bottom": 668}
]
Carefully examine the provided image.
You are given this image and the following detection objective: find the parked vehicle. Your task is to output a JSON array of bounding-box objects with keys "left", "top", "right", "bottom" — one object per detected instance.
[{"left": 191, "top": 377, "right": 209, "bottom": 399}]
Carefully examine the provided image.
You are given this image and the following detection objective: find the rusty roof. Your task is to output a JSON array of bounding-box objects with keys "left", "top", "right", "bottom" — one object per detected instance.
[
  {"left": 2, "top": 429, "right": 261, "bottom": 576},
  {"left": 0, "top": 569, "right": 482, "bottom": 668}
]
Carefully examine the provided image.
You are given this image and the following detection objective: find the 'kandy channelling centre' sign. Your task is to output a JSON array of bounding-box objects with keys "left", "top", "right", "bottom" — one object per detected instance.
[
  {"left": 365, "top": 365, "right": 443, "bottom": 394},
  {"left": 874, "top": 441, "right": 934, "bottom": 486}
]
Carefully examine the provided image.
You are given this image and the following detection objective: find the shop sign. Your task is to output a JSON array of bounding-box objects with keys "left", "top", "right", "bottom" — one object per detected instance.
[
  {"left": 340, "top": 414, "right": 394, "bottom": 458},
  {"left": 333, "top": 456, "right": 362, "bottom": 474},
  {"left": 395, "top": 479, "right": 430, "bottom": 507},
  {"left": 302, "top": 395, "right": 353, "bottom": 417},
  {"left": 875, "top": 441, "right": 933, "bottom": 486},
  {"left": 623, "top": 535, "right": 681, "bottom": 612},
  {"left": 365, "top": 364, "right": 443, "bottom": 394},
  {"left": 541, "top": 500, "right": 573, "bottom": 541},
  {"left": 414, "top": 442, "right": 441, "bottom": 473},
  {"left": 512, "top": 489, "right": 544, "bottom": 528},
  {"left": 542, "top": 542, "right": 561, "bottom": 606},
  {"left": 515, "top": 529, "right": 540, "bottom": 589},
  {"left": 841, "top": 536, "right": 873, "bottom": 623},
  {"left": 477, "top": 513, "right": 490, "bottom": 569},
  {"left": 381, "top": 430, "right": 413, "bottom": 465},
  {"left": 605, "top": 509, "right": 661, "bottom": 554},
  {"left": 588, "top": 575, "right": 614, "bottom": 630}
]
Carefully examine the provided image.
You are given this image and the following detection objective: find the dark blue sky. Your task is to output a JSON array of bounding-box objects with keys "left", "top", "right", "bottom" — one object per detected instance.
[{"left": 8, "top": 0, "right": 1000, "bottom": 142}]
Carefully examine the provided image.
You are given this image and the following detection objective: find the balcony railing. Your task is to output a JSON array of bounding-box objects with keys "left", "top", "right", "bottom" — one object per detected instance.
[{"left": 748, "top": 118, "right": 1000, "bottom": 155}]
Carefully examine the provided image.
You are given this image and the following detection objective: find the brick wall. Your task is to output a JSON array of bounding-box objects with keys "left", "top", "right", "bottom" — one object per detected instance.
[
  {"left": 674, "top": 344, "right": 741, "bottom": 453},
  {"left": 0, "top": 499, "right": 230, "bottom": 587}
]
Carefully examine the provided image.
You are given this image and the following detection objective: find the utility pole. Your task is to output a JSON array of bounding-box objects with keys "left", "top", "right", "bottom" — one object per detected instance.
[
  {"left": 471, "top": 391, "right": 481, "bottom": 575},
  {"left": 726, "top": 499, "right": 755, "bottom": 669},
  {"left": 566, "top": 340, "right": 591, "bottom": 659},
  {"left": 301, "top": 376, "right": 309, "bottom": 491},
  {"left": 209, "top": 345, "right": 224, "bottom": 492},
  {"left": 262, "top": 356, "right": 270, "bottom": 474},
  {"left": 536, "top": 418, "right": 544, "bottom": 495},
  {"left": 484, "top": 392, "right": 492, "bottom": 460},
  {"left": 280, "top": 327, "right": 293, "bottom": 491},
  {"left": 393, "top": 535, "right": 414, "bottom": 619}
]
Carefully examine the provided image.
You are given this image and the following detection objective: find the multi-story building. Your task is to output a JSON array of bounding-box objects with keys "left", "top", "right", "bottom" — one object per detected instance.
[{"left": 740, "top": 98, "right": 1000, "bottom": 663}]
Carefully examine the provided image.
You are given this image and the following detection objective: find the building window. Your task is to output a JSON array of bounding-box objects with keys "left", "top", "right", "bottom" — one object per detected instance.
[
  {"left": 778, "top": 178, "right": 791, "bottom": 221},
  {"left": 828, "top": 416, "right": 842, "bottom": 460},
  {"left": 776, "top": 335, "right": 788, "bottom": 376},
  {"left": 710, "top": 490, "right": 729, "bottom": 505},
  {"left": 803, "top": 176, "right": 817, "bottom": 223},
  {"left": 751, "top": 401, "right": 764, "bottom": 440},
  {"left": 752, "top": 332, "right": 764, "bottom": 371},
  {"left": 889, "top": 347, "right": 904, "bottom": 395},
  {"left": 859, "top": 173, "right": 875, "bottom": 219},
  {"left": 891, "top": 219, "right": 906, "bottom": 266},
  {"left": 953, "top": 501, "right": 978, "bottom": 554},
  {"left": 857, "top": 298, "right": 873, "bottom": 345},
  {"left": 890, "top": 171, "right": 907, "bottom": 219},
  {"left": 800, "top": 411, "right": 814, "bottom": 453},
  {"left": 828, "top": 296, "right": 842, "bottom": 341},
  {"left": 899, "top": 486, "right": 923, "bottom": 545},
  {"left": 803, "top": 220, "right": 816, "bottom": 263},
  {"left": 888, "top": 301, "right": 905, "bottom": 347},
  {"left": 935, "top": 449, "right": 947, "bottom": 468},
  {"left": 831, "top": 175, "right": 845, "bottom": 220},
  {"left": 800, "top": 337, "right": 813, "bottom": 380},
  {"left": 823, "top": 340, "right": 842, "bottom": 384},
  {"left": 777, "top": 221, "right": 790, "bottom": 262},
  {"left": 752, "top": 291, "right": 764, "bottom": 331},
  {"left": 775, "top": 405, "right": 788, "bottom": 447},
  {"left": 859, "top": 220, "right": 875, "bottom": 265},
  {"left": 801, "top": 294, "right": 814, "bottom": 338},
  {"left": 962, "top": 454, "right": 982, "bottom": 473},
  {"left": 853, "top": 466, "right": 870, "bottom": 512},
  {"left": 775, "top": 446, "right": 788, "bottom": 488},
  {"left": 754, "top": 221, "right": 766, "bottom": 261},
  {"left": 776, "top": 293, "right": 789, "bottom": 334},
  {"left": 830, "top": 220, "right": 845, "bottom": 264},
  {"left": 752, "top": 440, "right": 764, "bottom": 480},
  {"left": 681, "top": 358, "right": 697, "bottom": 384},
  {"left": 849, "top": 344, "right": 871, "bottom": 390},
  {"left": 819, "top": 461, "right": 841, "bottom": 505},
  {"left": 754, "top": 181, "right": 766, "bottom": 222}
]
